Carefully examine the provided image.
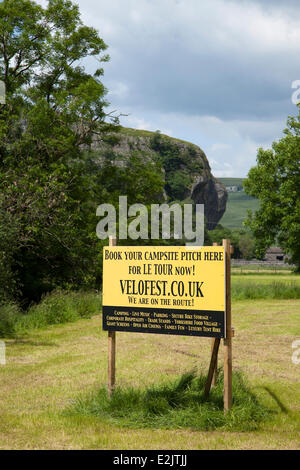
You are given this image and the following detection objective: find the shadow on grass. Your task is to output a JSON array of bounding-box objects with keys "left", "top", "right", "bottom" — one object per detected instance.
[
  {"left": 67, "top": 369, "right": 275, "bottom": 431},
  {"left": 263, "top": 387, "right": 289, "bottom": 414}
]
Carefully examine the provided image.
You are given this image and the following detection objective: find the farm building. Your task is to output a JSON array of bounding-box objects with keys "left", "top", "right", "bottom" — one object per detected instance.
[{"left": 264, "top": 247, "right": 286, "bottom": 262}]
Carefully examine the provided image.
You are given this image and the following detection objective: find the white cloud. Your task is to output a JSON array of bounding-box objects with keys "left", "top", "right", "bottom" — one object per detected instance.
[
  {"left": 108, "top": 81, "right": 129, "bottom": 99},
  {"left": 210, "top": 143, "right": 232, "bottom": 153}
]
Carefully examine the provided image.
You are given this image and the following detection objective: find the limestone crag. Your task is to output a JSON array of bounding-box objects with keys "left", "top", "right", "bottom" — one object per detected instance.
[{"left": 91, "top": 128, "right": 227, "bottom": 230}]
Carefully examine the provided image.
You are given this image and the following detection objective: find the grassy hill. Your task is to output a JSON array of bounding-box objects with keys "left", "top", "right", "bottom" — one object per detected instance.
[
  {"left": 218, "top": 178, "right": 260, "bottom": 229},
  {"left": 218, "top": 177, "right": 244, "bottom": 188}
]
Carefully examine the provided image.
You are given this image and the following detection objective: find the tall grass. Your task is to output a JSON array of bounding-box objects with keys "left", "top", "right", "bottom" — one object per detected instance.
[
  {"left": 0, "top": 303, "right": 23, "bottom": 338},
  {"left": 1, "top": 279, "right": 299, "bottom": 337},
  {"left": 231, "top": 280, "right": 300, "bottom": 300},
  {"left": 69, "top": 370, "right": 273, "bottom": 432},
  {"left": 0, "top": 290, "right": 101, "bottom": 338}
]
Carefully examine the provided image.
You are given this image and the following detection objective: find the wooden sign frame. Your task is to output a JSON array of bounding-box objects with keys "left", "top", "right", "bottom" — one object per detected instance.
[{"left": 105, "top": 236, "right": 233, "bottom": 412}]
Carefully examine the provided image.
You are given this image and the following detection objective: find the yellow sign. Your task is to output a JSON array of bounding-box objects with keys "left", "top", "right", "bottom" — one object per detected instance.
[{"left": 102, "top": 246, "right": 226, "bottom": 338}]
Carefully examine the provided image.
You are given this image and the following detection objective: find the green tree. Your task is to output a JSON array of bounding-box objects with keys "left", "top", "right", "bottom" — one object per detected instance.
[
  {"left": 238, "top": 233, "right": 255, "bottom": 260},
  {"left": 150, "top": 131, "right": 203, "bottom": 201},
  {"left": 244, "top": 109, "right": 300, "bottom": 270},
  {"left": 0, "top": 0, "right": 167, "bottom": 304},
  {"left": 0, "top": 0, "right": 118, "bottom": 302}
]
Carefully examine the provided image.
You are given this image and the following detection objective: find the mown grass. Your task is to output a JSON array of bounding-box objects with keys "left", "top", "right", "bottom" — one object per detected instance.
[
  {"left": 0, "top": 298, "right": 299, "bottom": 449},
  {"left": 0, "top": 290, "right": 101, "bottom": 338},
  {"left": 69, "top": 369, "right": 273, "bottom": 432}
]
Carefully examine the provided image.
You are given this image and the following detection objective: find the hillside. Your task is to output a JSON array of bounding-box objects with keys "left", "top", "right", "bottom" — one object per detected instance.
[
  {"left": 91, "top": 128, "right": 228, "bottom": 230},
  {"left": 218, "top": 178, "right": 260, "bottom": 229},
  {"left": 91, "top": 132, "right": 260, "bottom": 230},
  {"left": 218, "top": 177, "right": 244, "bottom": 188}
]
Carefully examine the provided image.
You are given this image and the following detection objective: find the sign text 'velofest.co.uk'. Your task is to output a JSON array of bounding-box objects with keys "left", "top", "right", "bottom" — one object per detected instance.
[{"left": 102, "top": 246, "right": 226, "bottom": 338}]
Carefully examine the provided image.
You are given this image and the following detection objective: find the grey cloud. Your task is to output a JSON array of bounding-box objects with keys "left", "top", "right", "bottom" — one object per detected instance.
[
  {"left": 35, "top": 0, "right": 300, "bottom": 176},
  {"left": 92, "top": 0, "right": 300, "bottom": 121}
]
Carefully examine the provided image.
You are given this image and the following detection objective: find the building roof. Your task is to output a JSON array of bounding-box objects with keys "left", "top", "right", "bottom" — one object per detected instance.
[{"left": 266, "top": 247, "right": 284, "bottom": 254}]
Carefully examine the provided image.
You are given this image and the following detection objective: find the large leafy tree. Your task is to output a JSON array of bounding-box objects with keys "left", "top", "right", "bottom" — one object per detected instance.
[
  {"left": 0, "top": 0, "right": 166, "bottom": 304},
  {"left": 0, "top": 0, "right": 118, "bottom": 303},
  {"left": 244, "top": 109, "right": 300, "bottom": 270}
]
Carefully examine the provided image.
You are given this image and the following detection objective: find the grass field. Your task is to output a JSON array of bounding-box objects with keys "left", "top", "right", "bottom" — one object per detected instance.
[
  {"left": 218, "top": 178, "right": 244, "bottom": 188},
  {"left": 219, "top": 192, "right": 260, "bottom": 229},
  {"left": 0, "top": 275, "right": 299, "bottom": 450},
  {"left": 233, "top": 274, "right": 300, "bottom": 283},
  {"left": 217, "top": 177, "right": 260, "bottom": 229},
  {"left": 232, "top": 265, "right": 294, "bottom": 274}
]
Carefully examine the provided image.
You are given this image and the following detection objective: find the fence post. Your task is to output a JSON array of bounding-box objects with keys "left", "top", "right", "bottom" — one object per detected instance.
[
  {"left": 223, "top": 238, "right": 232, "bottom": 413},
  {"left": 108, "top": 235, "right": 117, "bottom": 398},
  {"left": 211, "top": 242, "right": 219, "bottom": 386}
]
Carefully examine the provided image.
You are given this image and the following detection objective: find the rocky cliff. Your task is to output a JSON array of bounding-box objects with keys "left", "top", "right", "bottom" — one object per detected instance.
[
  {"left": 91, "top": 128, "right": 227, "bottom": 230},
  {"left": 191, "top": 175, "right": 228, "bottom": 230}
]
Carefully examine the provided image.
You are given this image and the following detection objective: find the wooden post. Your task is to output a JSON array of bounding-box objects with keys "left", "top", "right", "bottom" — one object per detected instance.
[
  {"left": 210, "top": 338, "right": 218, "bottom": 387},
  {"left": 211, "top": 242, "right": 219, "bottom": 386},
  {"left": 108, "top": 235, "right": 117, "bottom": 398},
  {"left": 223, "top": 238, "right": 232, "bottom": 413},
  {"left": 204, "top": 338, "right": 221, "bottom": 397}
]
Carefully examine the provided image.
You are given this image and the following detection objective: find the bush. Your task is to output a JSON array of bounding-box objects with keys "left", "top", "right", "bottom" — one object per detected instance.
[{"left": 150, "top": 131, "right": 203, "bottom": 201}]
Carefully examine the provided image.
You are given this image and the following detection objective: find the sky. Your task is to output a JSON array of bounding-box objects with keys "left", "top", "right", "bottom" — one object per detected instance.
[{"left": 37, "top": 1, "right": 300, "bottom": 176}]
